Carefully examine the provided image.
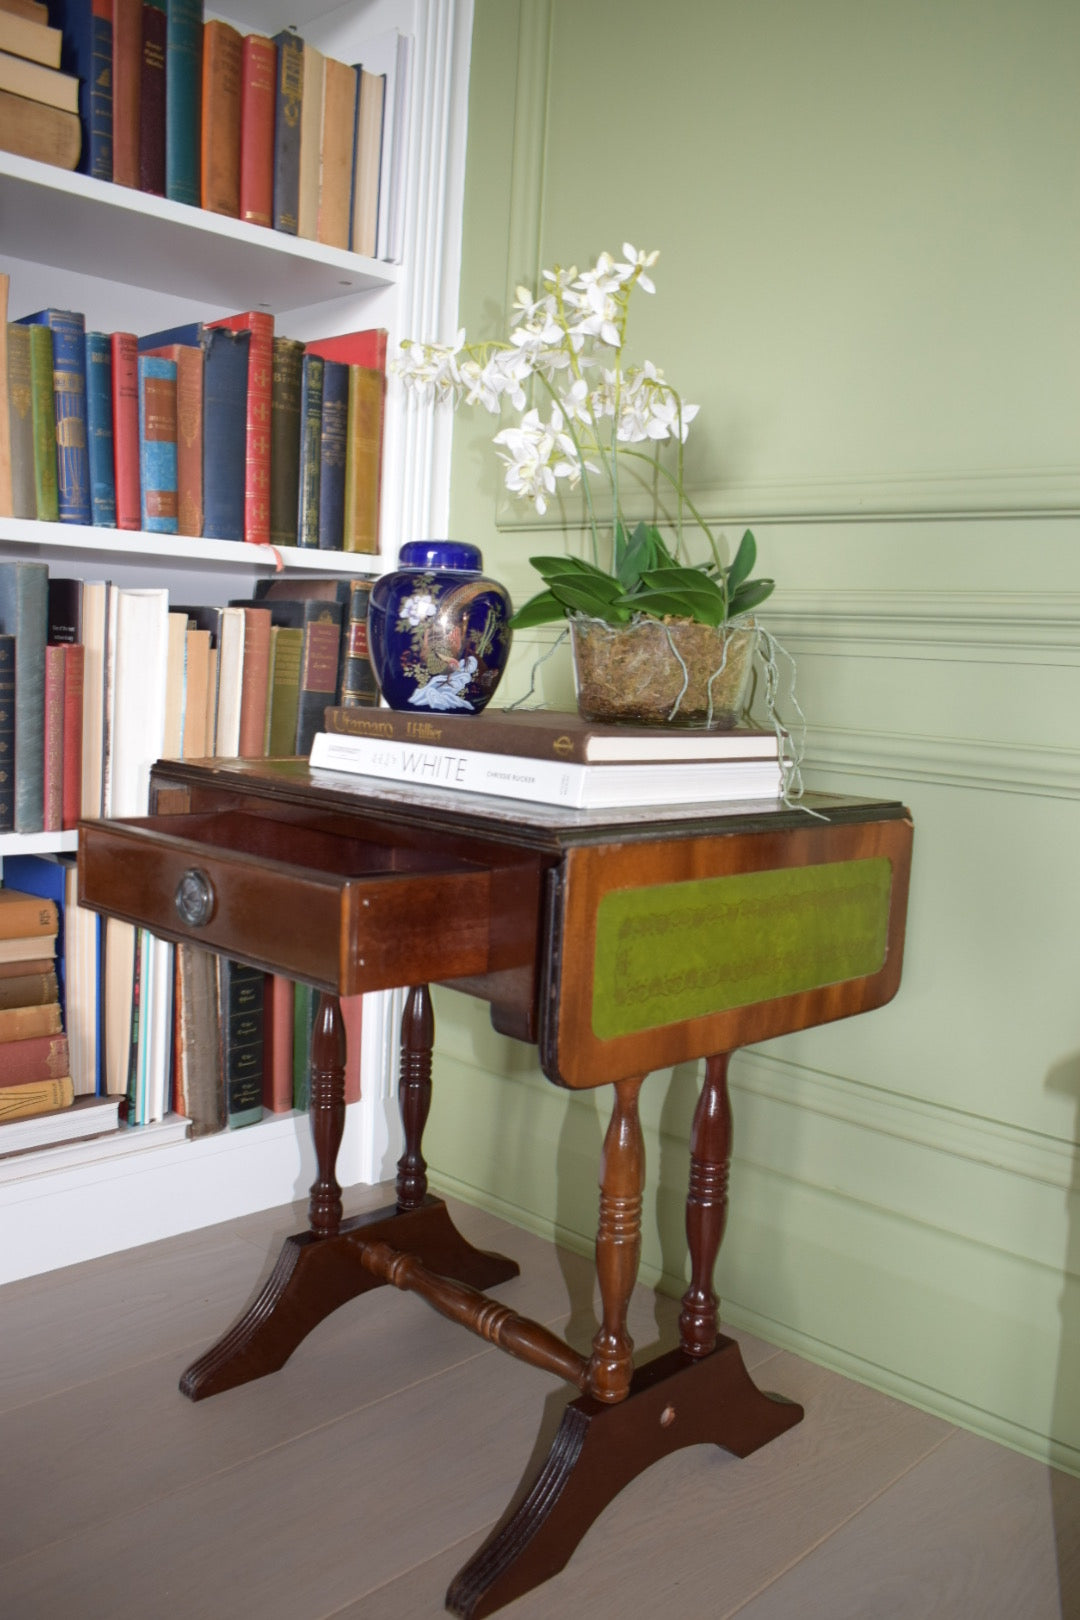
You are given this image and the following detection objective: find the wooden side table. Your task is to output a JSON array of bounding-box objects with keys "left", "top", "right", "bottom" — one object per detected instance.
[{"left": 79, "top": 759, "right": 912, "bottom": 1617}]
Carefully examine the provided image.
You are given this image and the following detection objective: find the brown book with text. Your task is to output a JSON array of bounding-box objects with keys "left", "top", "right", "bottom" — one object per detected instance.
[
  {"left": 239, "top": 31, "right": 274, "bottom": 225},
  {"left": 0, "top": 1000, "right": 61, "bottom": 1041},
  {"left": 342, "top": 364, "right": 383, "bottom": 554},
  {"left": 237, "top": 605, "right": 271, "bottom": 758},
  {"left": 0, "top": 1030, "right": 70, "bottom": 1084},
  {"left": 316, "top": 55, "right": 356, "bottom": 251},
  {"left": 111, "top": 0, "right": 141, "bottom": 185},
  {"left": 0, "top": 85, "right": 80, "bottom": 166},
  {"left": 0, "top": 1075, "right": 74, "bottom": 1124},
  {"left": 0, "top": 887, "right": 58, "bottom": 939},
  {"left": 201, "top": 18, "right": 243, "bottom": 216}
]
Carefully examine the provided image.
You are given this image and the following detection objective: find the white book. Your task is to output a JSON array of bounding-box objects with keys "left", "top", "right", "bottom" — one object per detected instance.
[
  {"left": 0, "top": 1093, "right": 121, "bottom": 1161},
  {"left": 105, "top": 586, "right": 169, "bottom": 818},
  {"left": 356, "top": 26, "right": 410, "bottom": 260},
  {"left": 214, "top": 605, "right": 245, "bottom": 759},
  {"left": 309, "top": 730, "right": 783, "bottom": 810},
  {"left": 0, "top": 1103, "right": 189, "bottom": 1179}
]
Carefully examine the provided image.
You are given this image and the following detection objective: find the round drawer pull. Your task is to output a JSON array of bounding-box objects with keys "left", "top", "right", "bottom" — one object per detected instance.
[{"left": 175, "top": 868, "right": 215, "bottom": 928}]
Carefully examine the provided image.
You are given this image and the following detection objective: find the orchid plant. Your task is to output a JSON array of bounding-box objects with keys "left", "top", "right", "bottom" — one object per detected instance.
[{"left": 394, "top": 244, "right": 775, "bottom": 631}]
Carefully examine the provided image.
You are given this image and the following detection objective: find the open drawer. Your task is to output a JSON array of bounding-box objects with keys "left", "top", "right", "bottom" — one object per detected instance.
[{"left": 78, "top": 808, "right": 504, "bottom": 994}]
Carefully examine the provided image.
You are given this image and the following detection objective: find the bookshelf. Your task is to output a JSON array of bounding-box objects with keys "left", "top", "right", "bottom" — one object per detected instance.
[{"left": 0, "top": 0, "right": 471, "bottom": 1284}]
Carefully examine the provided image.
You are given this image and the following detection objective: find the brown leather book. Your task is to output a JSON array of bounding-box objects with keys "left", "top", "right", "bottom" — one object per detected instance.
[
  {"left": 0, "top": 1075, "right": 74, "bottom": 1123},
  {"left": 200, "top": 18, "right": 242, "bottom": 217},
  {"left": 0, "top": 272, "right": 10, "bottom": 520},
  {"left": 0, "top": 1000, "right": 61, "bottom": 1042},
  {"left": 236, "top": 605, "right": 271, "bottom": 758},
  {"left": 60, "top": 641, "right": 83, "bottom": 831},
  {"left": 0, "top": 1031, "right": 70, "bottom": 1085},
  {"left": 239, "top": 32, "right": 274, "bottom": 225},
  {"left": 269, "top": 336, "right": 302, "bottom": 547},
  {"left": 342, "top": 364, "right": 383, "bottom": 554},
  {"left": 295, "top": 36, "right": 322, "bottom": 240},
  {"left": 316, "top": 55, "right": 356, "bottom": 251},
  {"left": 0, "top": 968, "right": 58, "bottom": 1007},
  {"left": 0, "top": 0, "right": 49, "bottom": 23},
  {"left": 0, "top": 85, "right": 79, "bottom": 167},
  {"left": 0, "top": 48, "right": 78, "bottom": 111},
  {"left": 0, "top": 886, "right": 57, "bottom": 940},
  {"left": 351, "top": 67, "right": 384, "bottom": 257},
  {"left": 111, "top": 0, "right": 141, "bottom": 187},
  {"left": 42, "top": 643, "right": 63, "bottom": 833},
  {"left": 138, "top": 0, "right": 165, "bottom": 195}
]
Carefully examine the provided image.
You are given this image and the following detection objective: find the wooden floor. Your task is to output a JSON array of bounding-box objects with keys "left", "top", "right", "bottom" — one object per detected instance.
[{"left": 3, "top": 1180, "right": 1080, "bottom": 1620}]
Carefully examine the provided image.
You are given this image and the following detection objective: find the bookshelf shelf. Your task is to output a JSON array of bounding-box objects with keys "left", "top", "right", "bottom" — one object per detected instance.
[
  {"left": 0, "top": 829, "right": 79, "bottom": 856},
  {"left": 0, "top": 519, "right": 394, "bottom": 577},
  {"left": 0, "top": 152, "right": 399, "bottom": 312}
]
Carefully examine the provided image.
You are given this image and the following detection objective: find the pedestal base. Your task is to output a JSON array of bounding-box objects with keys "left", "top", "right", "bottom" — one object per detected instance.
[{"left": 447, "top": 1336, "right": 803, "bottom": 1618}]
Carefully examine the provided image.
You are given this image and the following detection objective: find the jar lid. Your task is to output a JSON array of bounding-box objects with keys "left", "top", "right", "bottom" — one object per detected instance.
[{"left": 398, "top": 540, "right": 482, "bottom": 571}]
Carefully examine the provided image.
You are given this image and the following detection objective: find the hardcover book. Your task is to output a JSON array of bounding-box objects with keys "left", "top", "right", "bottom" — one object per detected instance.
[
  {"left": 338, "top": 576, "right": 377, "bottom": 706},
  {"left": 84, "top": 330, "right": 116, "bottom": 525},
  {"left": 257, "top": 596, "right": 342, "bottom": 754},
  {"left": 217, "top": 956, "right": 263, "bottom": 1127},
  {"left": 0, "top": 632, "right": 13, "bottom": 832},
  {"left": 269, "top": 334, "right": 302, "bottom": 546},
  {"left": 110, "top": 330, "right": 140, "bottom": 528},
  {"left": 138, "top": 0, "right": 165, "bottom": 194},
  {"left": 0, "top": 273, "right": 8, "bottom": 518},
  {"left": 111, "top": 0, "right": 140, "bottom": 186},
  {"left": 6, "top": 320, "right": 34, "bottom": 518},
  {"left": 317, "top": 356, "right": 346, "bottom": 550},
  {"left": 18, "top": 308, "right": 90, "bottom": 524},
  {"left": 136, "top": 353, "right": 178, "bottom": 532},
  {"left": 265, "top": 623, "right": 301, "bottom": 755},
  {"left": 46, "top": 573, "right": 82, "bottom": 642},
  {"left": 0, "top": 84, "right": 81, "bottom": 166},
  {"left": 206, "top": 309, "right": 272, "bottom": 546},
  {"left": 0, "top": 558, "right": 47, "bottom": 832},
  {"left": 173, "top": 942, "right": 224, "bottom": 1133},
  {"left": 141, "top": 340, "right": 202, "bottom": 534},
  {"left": 0, "top": 1030, "right": 71, "bottom": 1085},
  {"left": 1, "top": 35, "right": 78, "bottom": 112},
  {"left": 235, "top": 603, "right": 270, "bottom": 758},
  {"left": 0, "top": 1001, "right": 61, "bottom": 1041},
  {"left": 50, "top": 0, "right": 110, "bottom": 170},
  {"left": 201, "top": 325, "right": 248, "bottom": 540},
  {"left": 164, "top": 0, "right": 201, "bottom": 205},
  {"left": 349, "top": 63, "right": 384, "bottom": 258},
  {"left": 0, "top": 969, "right": 60, "bottom": 1009},
  {"left": 200, "top": 16, "right": 241, "bottom": 216},
  {"left": 238, "top": 30, "right": 274, "bottom": 226},
  {"left": 342, "top": 363, "right": 383, "bottom": 554},
  {"left": 296, "top": 350, "right": 322, "bottom": 548},
  {"left": 26, "top": 322, "right": 57, "bottom": 521},
  {"left": 304, "top": 326, "right": 387, "bottom": 371},
  {"left": 0, "top": 1075, "right": 74, "bottom": 1124},
  {"left": 0, "top": 881, "right": 59, "bottom": 938},
  {"left": 60, "top": 641, "right": 83, "bottom": 829},
  {"left": 42, "top": 641, "right": 64, "bottom": 830},
  {"left": 0, "top": 10, "right": 61, "bottom": 66},
  {"left": 295, "top": 33, "right": 321, "bottom": 240},
  {"left": 271, "top": 27, "right": 301, "bottom": 234},
  {"left": 316, "top": 53, "right": 356, "bottom": 251}
]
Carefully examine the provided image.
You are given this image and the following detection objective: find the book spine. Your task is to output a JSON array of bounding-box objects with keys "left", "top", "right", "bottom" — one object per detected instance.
[
  {"left": 316, "top": 55, "right": 355, "bottom": 252},
  {"left": 138, "top": 0, "right": 166, "bottom": 194},
  {"left": 137, "top": 355, "right": 178, "bottom": 532},
  {"left": 174, "top": 942, "right": 225, "bottom": 1135},
  {"left": 110, "top": 331, "right": 140, "bottom": 529},
  {"left": 7, "top": 322, "right": 35, "bottom": 518},
  {"left": 49, "top": 577, "right": 83, "bottom": 645},
  {"left": 42, "top": 641, "right": 64, "bottom": 832},
  {"left": 316, "top": 357, "right": 347, "bottom": 551},
  {"left": 0, "top": 1076, "right": 74, "bottom": 1122},
  {"left": 0, "top": 970, "right": 59, "bottom": 1009},
  {"left": 0, "top": 633, "right": 13, "bottom": 832},
  {"left": 84, "top": 331, "right": 116, "bottom": 525},
  {"left": 26, "top": 324, "right": 57, "bottom": 521},
  {"left": 200, "top": 17, "right": 241, "bottom": 216},
  {"left": 0, "top": 275, "right": 8, "bottom": 519},
  {"left": 319, "top": 704, "right": 596, "bottom": 759},
  {"left": 295, "top": 605, "right": 342, "bottom": 755},
  {"left": 0, "top": 561, "right": 46, "bottom": 832},
  {"left": 263, "top": 972, "right": 294, "bottom": 1112},
  {"left": 342, "top": 364, "right": 383, "bottom": 554},
  {"left": 295, "top": 38, "right": 321, "bottom": 241},
  {"left": 239, "top": 31, "right": 274, "bottom": 226},
  {"left": 88, "top": 0, "right": 112, "bottom": 179},
  {"left": 61, "top": 641, "right": 84, "bottom": 830},
  {"left": 41, "top": 309, "right": 90, "bottom": 524},
  {"left": 164, "top": 0, "right": 201, "bottom": 206},
  {"left": 308, "top": 731, "right": 590, "bottom": 808},
  {"left": 291, "top": 979, "right": 313, "bottom": 1110},
  {"left": 266, "top": 624, "right": 301, "bottom": 755},
  {"left": 219, "top": 957, "right": 264, "bottom": 1127},
  {"left": 0, "top": 87, "right": 81, "bottom": 169},
  {"left": 338, "top": 578, "right": 377, "bottom": 706},
  {"left": 200, "top": 326, "right": 247, "bottom": 541},
  {"left": 0, "top": 1001, "right": 61, "bottom": 1041},
  {"left": 0, "top": 890, "right": 58, "bottom": 937},
  {"left": 111, "top": 0, "right": 142, "bottom": 187},
  {"left": 296, "top": 351, "right": 322, "bottom": 548},
  {"left": 269, "top": 335, "right": 302, "bottom": 547},
  {"left": 242, "top": 316, "right": 271, "bottom": 545},
  {"left": 174, "top": 345, "right": 202, "bottom": 535},
  {"left": 271, "top": 29, "right": 301, "bottom": 234},
  {"left": 236, "top": 605, "right": 270, "bottom": 758},
  {"left": 0, "top": 1032, "right": 71, "bottom": 1085}
]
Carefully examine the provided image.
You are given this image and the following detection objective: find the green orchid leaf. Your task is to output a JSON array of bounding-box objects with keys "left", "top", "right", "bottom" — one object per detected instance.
[
  {"left": 615, "top": 520, "right": 655, "bottom": 588},
  {"left": 528, "top": 554, "right": 608, "bottom": 581},
  {"left": 508, "top": 589, "right": 566, "bottom": 629},
  {"left": 619, "top": 588, "right": 726, "bottom": 626},
  {"left": 725, "top": 529, "right": 758, "bottom": 593},
  {"left": 551, "top": 577, "right": 632, "bottom": 619},
  {"left": 727, "top": 577, "right": 775, "bottom": 616},
  {"left": 639, "top": 565, "right": 726, "bottom": 598}
]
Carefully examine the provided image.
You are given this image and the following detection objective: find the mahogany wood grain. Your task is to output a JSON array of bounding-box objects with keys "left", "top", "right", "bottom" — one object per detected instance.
[
  {"left": 446, "top": 1338, "right": 804, "bottom": 1618},
  {"left": 396, "top": 985, "right": 433, "bottom": 1211},
  {"left": 679, "top": 1052, "right": 733, "bottom": 1357},
  {"left": 586, "top": 1075, "right": 646, "bottom": 1404},
  {"left": 308, "top": 993, "right": 346, "bottom": 1237}
]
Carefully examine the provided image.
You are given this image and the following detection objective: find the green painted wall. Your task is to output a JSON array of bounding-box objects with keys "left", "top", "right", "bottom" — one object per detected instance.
[{"left": 420, "top": 0, "right": 1080, "bottom": 1470}]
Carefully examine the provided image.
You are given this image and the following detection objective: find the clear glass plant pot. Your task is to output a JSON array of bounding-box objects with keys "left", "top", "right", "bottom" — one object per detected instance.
[{"left": 569, "top": 614, "right": 757, "bottom": 729}]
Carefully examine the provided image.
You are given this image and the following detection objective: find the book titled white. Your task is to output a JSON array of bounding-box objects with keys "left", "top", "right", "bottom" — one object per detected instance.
[{"left": 309, "top": 730, "right": 783, "bottom": 810}]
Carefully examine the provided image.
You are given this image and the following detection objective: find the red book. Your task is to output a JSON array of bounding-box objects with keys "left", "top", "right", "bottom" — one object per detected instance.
[
  {"left": 0, "top": 1032, "right": 71, "bottom": 1086},
  {"left": 304, "top": 328, "right": 388, "bottom": 371},
  {"left": 236, "top": 605, "right": 271, "bottom": 758},
  {"left": 42, "top": 643, "right": 64, "bottom": 833},
  {"left": 342, "top": 992, "right": 361, "bottom": 1105},
  {"left": 262, "top": 972, "right": 294, "bottom": 1112},
  {"left": 60, "top": 642, "right": 84, "bottom": 831},
  {"left": 239, "top": 32, "right": 274, "bottom": 226},
  {"left": 200, "top": 18, "right": 242, "bottom": 217},
  {"left": 138, "top": 0, "right": 166, "bottom": 196},
  {"left": 140, "top": 343, "right": 202, "bottom": 535},
  {"left": 110, "top": 331, "right": 141, "bottom": 529},
  {"left": 205, "top": 311, "right": 273, "bottom": 546},
  {"left": 112, "top": 0, "right": 142, "bottom": 188}
]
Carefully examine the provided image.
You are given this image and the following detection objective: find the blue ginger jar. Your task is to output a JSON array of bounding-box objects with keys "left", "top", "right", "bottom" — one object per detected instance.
[{"left": 367, "top": 541, "right": 513, "bottom": 713}]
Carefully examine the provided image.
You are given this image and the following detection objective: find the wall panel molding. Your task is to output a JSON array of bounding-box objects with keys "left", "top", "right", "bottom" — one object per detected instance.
[{"left": 800, "top": 726, "right": 1080, "bottom": 799}]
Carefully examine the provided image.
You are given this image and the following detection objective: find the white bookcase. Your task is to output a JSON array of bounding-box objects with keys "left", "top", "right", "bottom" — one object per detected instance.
[{"left": 0, "top": 0, "right": 472, "bottom": 1284}]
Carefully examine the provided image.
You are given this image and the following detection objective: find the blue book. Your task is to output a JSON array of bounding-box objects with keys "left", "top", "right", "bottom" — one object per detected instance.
[
  {"left": 5, "top": 854, "right": 104, "bottom": 1097},
  {"left": 136, "top": 321, "right": 203, "bottom": 352},
  {"left": 0, "top": 560, "right": 47, "bottom": 833},
  {"left": 317, "top": 358, "right": 347, "bottom": 551},
  {"left": 50, "top": 0, "right": 113, "bottom": 180},
  {"left": 137, "top": 355, "right": 178, "bottom": 533},
  {"left": 201, "top": 327, "right": 249, "bottom": 541},
  {"left": 84, "top": 332, "right": 116, "bottom": 527},
  {"left": 165, "top": 0, "right": 202, "bottom": 206},
  {"left": 297, "top": 353, "right": 322, "bottom": 549},
  {"left": 271, "top": 30, "right": 302, "bottom": 235},
  {"left": 0, "top": 634, "right": 13, "bottom": 833},
  {"left": 17, "top": 309, "right": 91, "bottom": 525}
]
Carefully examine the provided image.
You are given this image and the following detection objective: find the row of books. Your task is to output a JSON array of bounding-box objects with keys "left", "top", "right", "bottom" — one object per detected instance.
[
  {"left": 0, "top": 560, "right": 378, "bottom": 835},
  {"left": 311, "top": 706, "right": 786, "bottom": 811},
  {"left": 0, "top": 0, "right": 411, "bottom": 263},
  {"left": 0, "top": 280, "right": 387, "bottom": 552}
]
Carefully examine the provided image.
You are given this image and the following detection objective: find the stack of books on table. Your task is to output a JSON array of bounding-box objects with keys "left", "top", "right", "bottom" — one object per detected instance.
[
  {"left": 0, "top": 0, "right": 81, "bottom": 172},
  {"left": 310, "top": 707, "right": 784, "bottom": 811}
]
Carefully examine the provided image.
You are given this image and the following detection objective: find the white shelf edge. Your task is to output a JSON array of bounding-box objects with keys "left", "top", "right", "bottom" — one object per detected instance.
[
  {"left": 0, "top": 829, "right": 79, "bottom": 856},
  {"left": 0, "top": 519, "right": 392, "bottom": 575}
]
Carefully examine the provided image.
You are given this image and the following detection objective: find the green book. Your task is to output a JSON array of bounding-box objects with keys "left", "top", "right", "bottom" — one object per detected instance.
[
  {"left": 6, "top": 323, "right": 35, "bottom": 519},
  {"left": 27, "top": 324, "right": 58, "bottom": 522},
  {"left": 266, "top": 625, "right": 303, "bottom": 757}
]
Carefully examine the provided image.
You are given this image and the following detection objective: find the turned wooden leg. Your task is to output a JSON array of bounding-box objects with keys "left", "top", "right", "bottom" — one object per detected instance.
[
  {"left": 679, "top": 1052, "right": 733, "bottom": 1356},
  {"left": 586, "top": 1074, "right": 646, "bottom": 1404},
  {"left": 397, "top": 984, "right": 433, "bottom": 1211},
  {"left": 308, "top": 991, "right": 346, "bottom": 1237}
]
